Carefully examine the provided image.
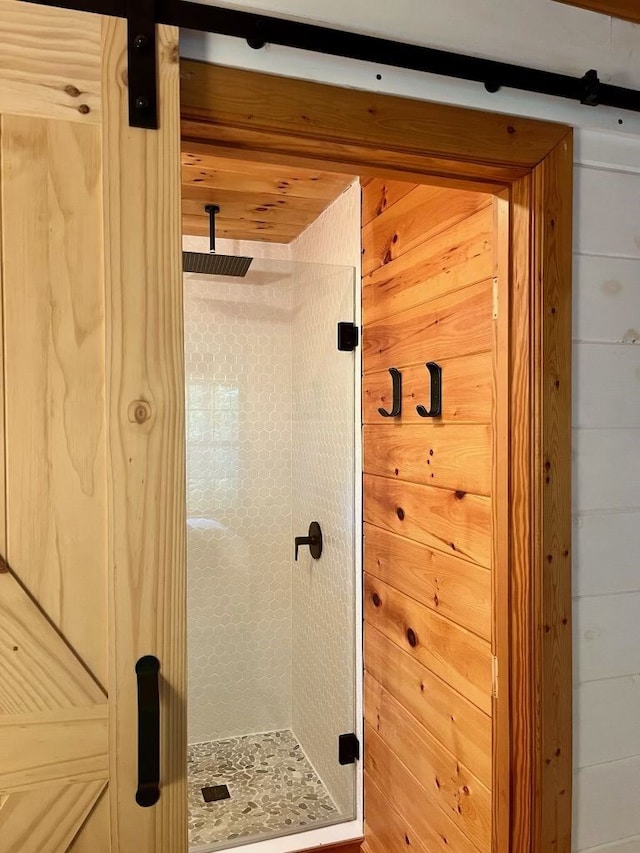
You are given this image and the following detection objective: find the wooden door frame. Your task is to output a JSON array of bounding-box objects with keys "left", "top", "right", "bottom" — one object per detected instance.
[{"left": 179, "top": 61, "right": 572, "bottom": 853}]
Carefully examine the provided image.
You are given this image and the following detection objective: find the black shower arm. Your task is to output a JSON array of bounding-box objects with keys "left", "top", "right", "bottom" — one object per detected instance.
[{"left": 204, "top": 204, "right": 220, "bottom": 254}]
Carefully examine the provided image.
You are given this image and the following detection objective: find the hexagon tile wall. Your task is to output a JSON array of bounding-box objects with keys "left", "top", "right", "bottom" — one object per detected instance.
[{"left": 184, "top": 237, "right": 293, "bottom": 744}]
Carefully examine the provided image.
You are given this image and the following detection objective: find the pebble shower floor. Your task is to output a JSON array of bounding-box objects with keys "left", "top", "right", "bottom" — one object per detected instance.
[{"left": 188, "top": 730, "right": 339, "bottom": 849}]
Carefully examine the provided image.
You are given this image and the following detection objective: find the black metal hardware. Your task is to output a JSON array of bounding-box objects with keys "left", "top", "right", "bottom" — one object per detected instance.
[
  {"left": 20, "top": 1, "right": 640, "bottom": 118},
  {"left": 581, "top": 69, "right": 601, "bottom": 107},
  {"left": 135, "top": 655, "right": 161, "bottom": 807},
  {"left": 205, "top": 204, "right": 220, "bottom": 253},
  {"left": 338, "top": 732, "right": 360, "bottom": 766},
  {"left": 378, "top": 367, "right": 402, "bottom": 418},
  {"left": 127, "top": 0, "right": 158, "bottom": 129},
  {"left": 295, "top": 521, "right": 323, "bottom": 561},
  {"left": 337, "top": 322, "right": 359, "bottom": 352},
  {"left": 416, "top": 362, "right": 442, "bottom": 418}
]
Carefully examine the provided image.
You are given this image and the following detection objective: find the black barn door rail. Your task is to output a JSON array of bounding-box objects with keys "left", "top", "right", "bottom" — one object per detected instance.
[{"left": 20, "top": 0, "right": 640, "bottom": 127}]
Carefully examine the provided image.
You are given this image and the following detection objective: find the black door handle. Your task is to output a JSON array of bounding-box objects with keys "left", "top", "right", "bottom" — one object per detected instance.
[
  {"left": 295, "top": 521, "right": 323, "bottom": 560},
  {"left": 135, "top": 655, "right": 161, "bottom": 807}
]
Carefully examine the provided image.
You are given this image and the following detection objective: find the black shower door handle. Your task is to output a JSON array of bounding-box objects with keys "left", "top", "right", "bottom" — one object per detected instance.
[{"left": 135, "top": 655, "right": 161, "bottom": 807}]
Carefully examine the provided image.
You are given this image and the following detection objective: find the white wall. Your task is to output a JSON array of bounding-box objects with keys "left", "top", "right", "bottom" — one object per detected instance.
[
  {"left": 290, "top": 183, "right": 361, "bottom": 815},
  {"left": 185, "top": 0, "right": 640, "bottom": 88},
  {"left": 572, "top": 154, "right": 640, "bottom": 853},
  {"left": 182, "top": 3, "right": 640, "bottom": 846}
]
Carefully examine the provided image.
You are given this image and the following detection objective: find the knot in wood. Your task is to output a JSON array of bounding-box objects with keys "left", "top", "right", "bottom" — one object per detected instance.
[{"left": 128, "top": 400, "right": 152, "bottom": 425}]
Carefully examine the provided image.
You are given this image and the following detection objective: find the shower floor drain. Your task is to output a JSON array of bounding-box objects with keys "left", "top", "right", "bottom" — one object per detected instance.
[{"left": 201, "top": 784, "right": 231, "bottom": 803}]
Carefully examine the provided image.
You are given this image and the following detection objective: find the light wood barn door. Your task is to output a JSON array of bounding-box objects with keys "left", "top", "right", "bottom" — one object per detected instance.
[
  {"left": 362, "top": 180, "right": 504, "bottom": 853},
  {"left": 0, "top": 3, "right": 185, "bottom": 852}
]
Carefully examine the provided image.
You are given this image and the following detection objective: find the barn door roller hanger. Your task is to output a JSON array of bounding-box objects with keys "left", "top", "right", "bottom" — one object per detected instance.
[{"left": 20, "top": 0, "right": 640, "bottom": 129}]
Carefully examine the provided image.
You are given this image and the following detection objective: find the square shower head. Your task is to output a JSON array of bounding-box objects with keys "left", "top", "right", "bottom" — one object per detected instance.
[{"left": 183, "top": 251, "right": 253, "bottom": 277}]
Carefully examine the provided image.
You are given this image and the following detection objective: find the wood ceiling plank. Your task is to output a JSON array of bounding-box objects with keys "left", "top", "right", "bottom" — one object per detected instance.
[
  {"left": 181, "top": 146, "right": 355, "bottom": 242},
  {"left": 182, "top": 141, "right": 356, "bottom": 180},
  {"left": 182, "top": 149, "right": 354, "bottom": 194},
  {"left": 181, "top": 183, "right": 327, "bottom": 215},
  {"left": 182, "top": 214, "right": 298, "bottom": 243},
  {"left": 182, "top": 162, "right": 351, "bottom": 202},
  {"left": 554, "top": 0, "right": 640, "bottom": 22},
  {"left": 182, "top": 195, "right": 320, "bottom": 229}
]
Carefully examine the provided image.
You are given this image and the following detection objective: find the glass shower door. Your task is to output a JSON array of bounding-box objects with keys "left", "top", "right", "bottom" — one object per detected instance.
[
  {"left": 185, "top": 257, "right": 357, "bottom": 851},
  {"left": 290, "top": 261, "right": 358, "bottom": 828}
]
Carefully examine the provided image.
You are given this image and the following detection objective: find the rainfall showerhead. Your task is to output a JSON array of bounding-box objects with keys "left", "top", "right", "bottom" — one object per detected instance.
[
  {"left": 183, "top": 251, "right": 253, "bottom": 277},
  {"left": 183, "top": 204, "right": 253, "bottom": 278}
]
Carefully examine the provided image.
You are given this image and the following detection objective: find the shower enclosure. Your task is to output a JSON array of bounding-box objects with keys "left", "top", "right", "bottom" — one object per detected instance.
[{"left": 184, "top": 256, "right": 358, "bottom": 851}]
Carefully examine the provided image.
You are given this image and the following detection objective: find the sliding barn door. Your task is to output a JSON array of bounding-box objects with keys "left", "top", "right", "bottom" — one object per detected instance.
[
  {"left": 362, "top": 180, "right": 501, "bottom": 853},
  {"left": 0, "top": 2, "right": 185, "bottom": 851}
]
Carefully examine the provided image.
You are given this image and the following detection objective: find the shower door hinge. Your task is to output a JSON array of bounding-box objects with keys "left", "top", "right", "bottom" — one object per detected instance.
[
  {"left": 338, "top": 732, "right": 360, "bottom": 765},
  {"left": 337, "top": 322, "right": 359, "bottom": 351}
]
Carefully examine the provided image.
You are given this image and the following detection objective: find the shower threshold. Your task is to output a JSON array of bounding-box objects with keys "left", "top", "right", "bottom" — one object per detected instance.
[{"left": 188, "top": 729, "right": 349, "bottom": 852}]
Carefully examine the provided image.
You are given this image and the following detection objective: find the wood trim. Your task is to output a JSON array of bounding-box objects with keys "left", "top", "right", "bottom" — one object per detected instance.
[
  {"left": 180, "top": 60, "right": 570, "bottom": 195},
  {"left": 492, "top": 190, "right": 511, "bottom": 853},
  {"left": 506, "top": 172, "right": 534, "bottom": 852},
  {"left": 180, "top": 63, "right": 573, "bottom": 852},
  {"left": 553, "top": 0, "right": 640, "bottom": 23},
  {"left": 533, "top": 136, "right": 573, "bottom": 852}
]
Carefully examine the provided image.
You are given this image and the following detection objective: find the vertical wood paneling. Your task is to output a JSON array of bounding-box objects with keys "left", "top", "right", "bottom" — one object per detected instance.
[
  {"left": 0, "top": 0, "right": 102, "bottom": 123},
  {"left": 1, "top": 115, "right": 107, "bottom": 688},
  {"left": 101, "top": 18, "right": 186, "bottom": 853},
  {"left": 362, "top": 179, "right": 496, "bottom": 851}
]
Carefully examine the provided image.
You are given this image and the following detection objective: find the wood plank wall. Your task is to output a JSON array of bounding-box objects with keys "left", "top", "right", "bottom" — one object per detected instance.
[{"left": 361, "top": 179, "right": 497, "bottom": 853}]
